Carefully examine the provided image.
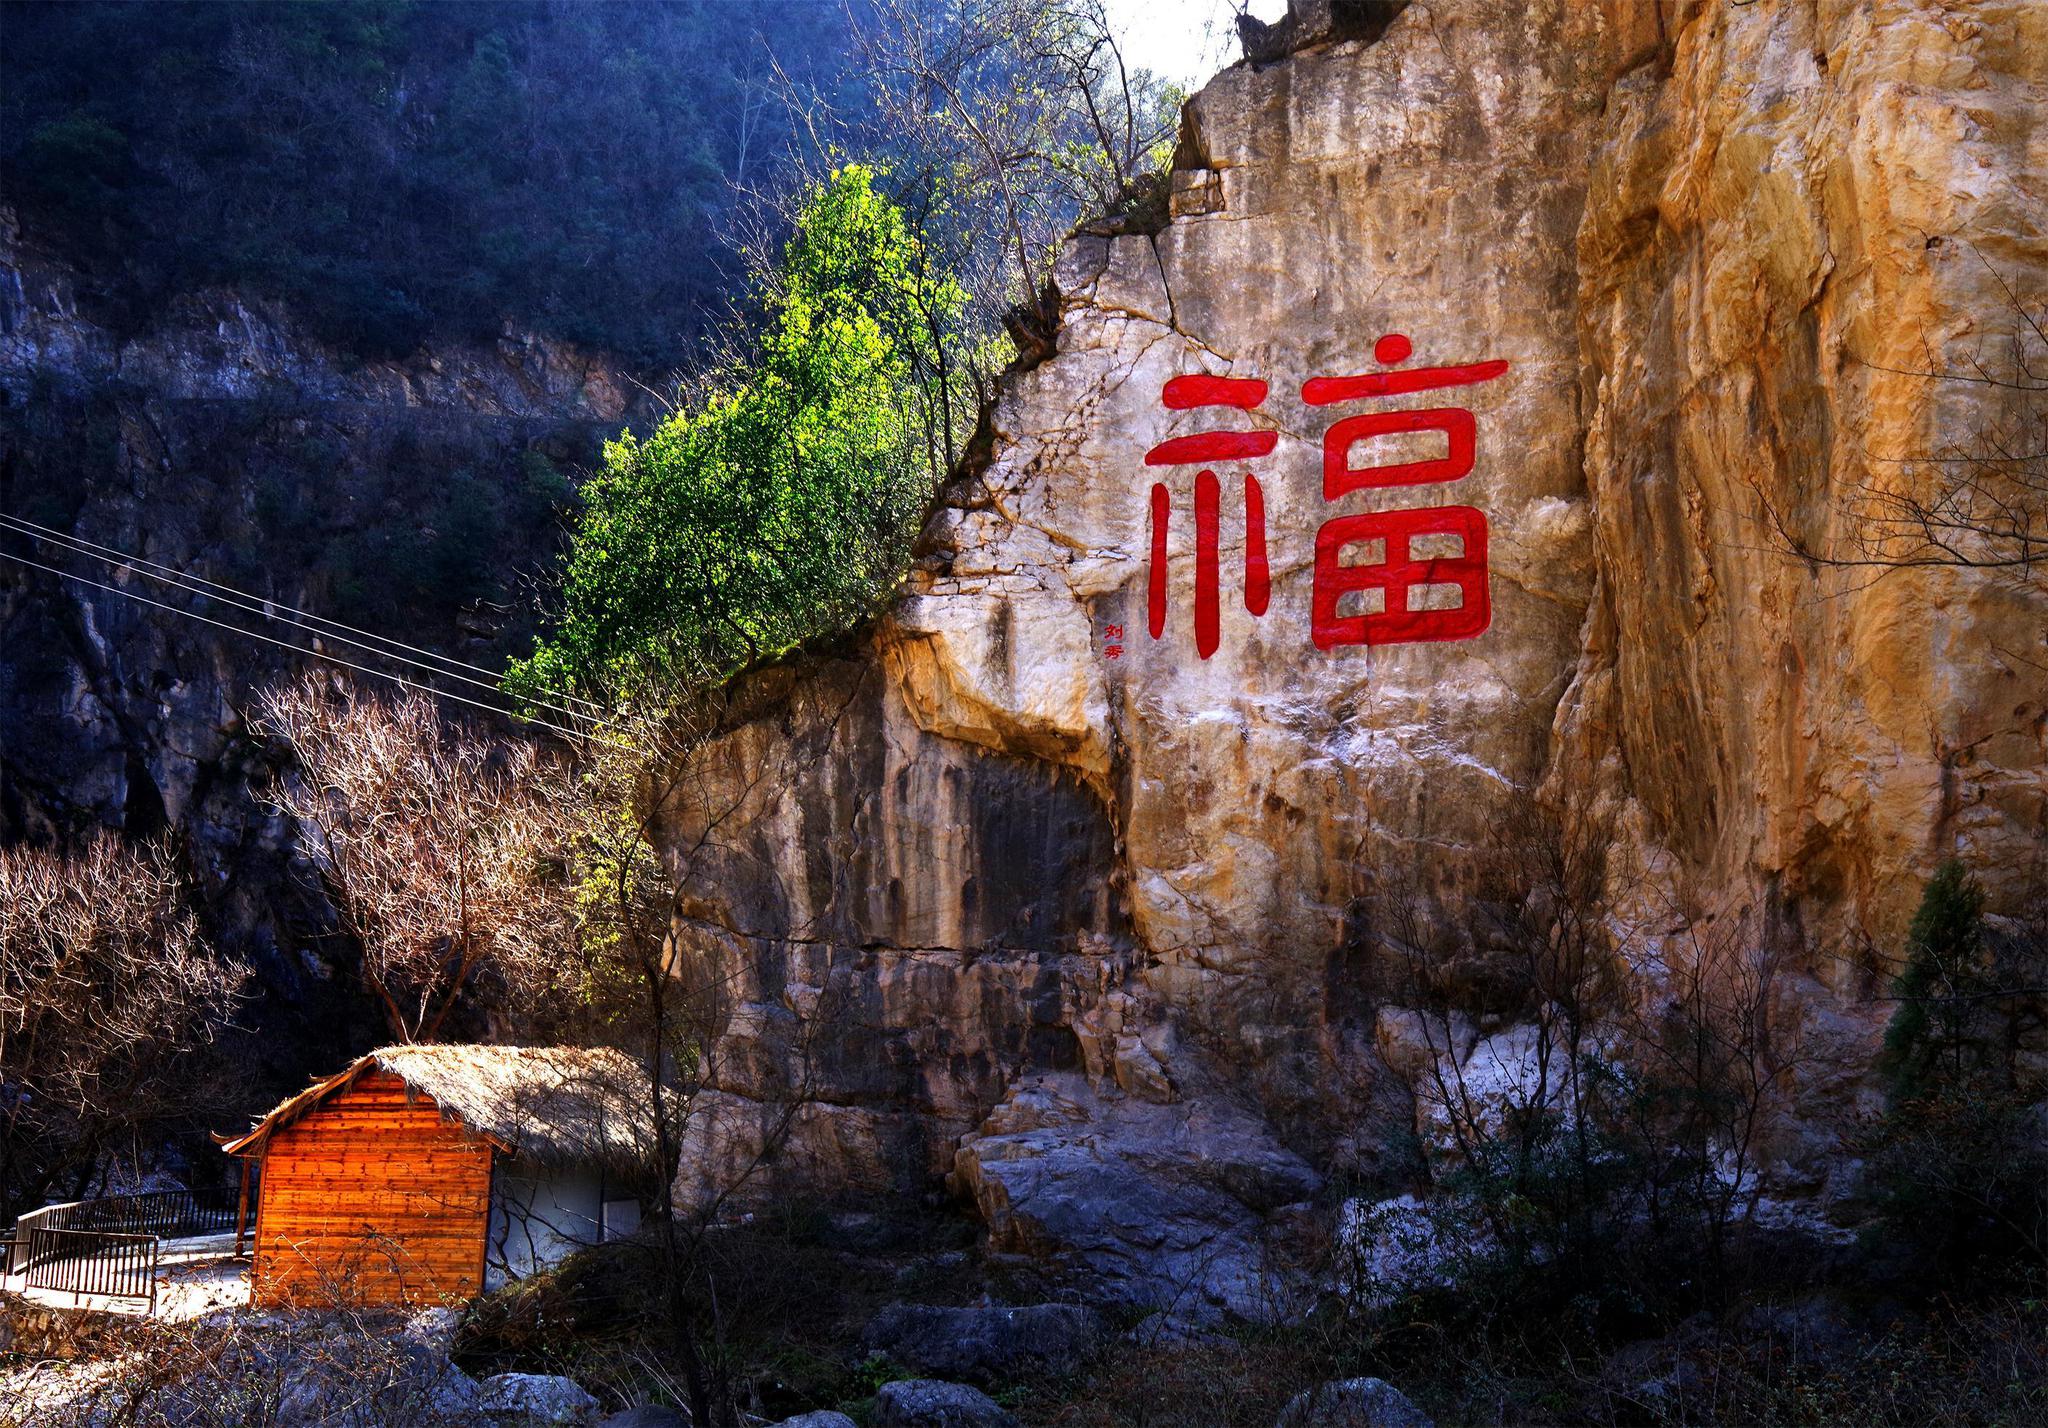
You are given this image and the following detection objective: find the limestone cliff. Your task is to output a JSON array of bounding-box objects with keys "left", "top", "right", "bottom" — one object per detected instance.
[{"left": 658, "top": 0, "right": 2046, "bottom": 1316}]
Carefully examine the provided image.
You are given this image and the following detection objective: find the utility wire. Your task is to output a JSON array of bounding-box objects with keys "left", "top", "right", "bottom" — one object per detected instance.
[
  {"left": 0, "top": 547, "right": 635, "bottom": 750},
  {"left": 0, "top": 508, "right": 598, "bottom": 702},
  {"left": 0, "top": 509, "right": 607, "bottom": 717},
  {"left": 0, "top": 514, "right": 613, "bottom": 736},
  {"left": 0, "top": 509, "right": 608, "bottom": 719}
]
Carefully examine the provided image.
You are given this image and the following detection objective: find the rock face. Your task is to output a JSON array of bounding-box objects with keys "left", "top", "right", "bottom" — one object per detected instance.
[
  {"left": 874, "top": 1380, "right": 1019, "bottom": 1428},
  {"left": 951, "top": 1075, "right": 1323, "bottom": 1318},
  {"left": 662, "top": 0, "right": 2046, "bottom": 1307},
  {"left": 1274, "top": 1377, "right": 1434, "bottom": 1428},
  {"left": 0, "top": 208, "right": 640, "bottom": 422},
  {"left": 476, "top": 1372, "right": 601, "bottom": 1425},
  {"left": 861, "top": 1301, "right": 1105, "bottom": 1385},
  {"left": 1557, "top": 0, "right": 2048, "bottom": 1177}
]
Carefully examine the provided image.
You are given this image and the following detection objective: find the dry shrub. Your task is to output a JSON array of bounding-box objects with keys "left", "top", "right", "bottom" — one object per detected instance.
[
  {"left": 255, "top": 672, "right": 577, "bottom": 1043},
  {"left": 0, "top": 833, "right": 247, "bottom": 1218},
  {"left": 14, "top": 1305, "right": 479, "bottom": 1428}
]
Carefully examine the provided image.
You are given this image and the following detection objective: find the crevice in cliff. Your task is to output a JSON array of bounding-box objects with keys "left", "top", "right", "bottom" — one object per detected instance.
[
  {"left": 681, "top": 918, "right": 1113, "bottom": 964},
  {"left": 1237, "top": 0, "right": 1412, "bottom": 69},
  {"left": 1146, "top": 233, "right": 1181, "bottom": 336}
]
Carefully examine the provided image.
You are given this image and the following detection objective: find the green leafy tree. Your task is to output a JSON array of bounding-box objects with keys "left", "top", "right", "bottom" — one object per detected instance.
[
  {"left": 1877, "top": 859, "right": 1991, "bottom": 1102},
  {"left": 1863, "top": 859, "right": 2048, "bottom": 1286},
  {"left": 511, "top": 165, "right": 965, "bottom": 700}
]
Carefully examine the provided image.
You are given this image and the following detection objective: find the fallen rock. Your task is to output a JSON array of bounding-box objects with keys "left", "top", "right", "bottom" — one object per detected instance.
[
  {"left": 478, "top": 1371, "right": 601, "bottom": 1425},
  {"left": 875, "top": 1378, "right": 1020, "bottom": 1428},
  {"left": 1275, "top": 1377, "right": 1432, "bottom": 1428},
  {"left": 428, "top": 1361, "right": 486, "bottom": 1420},
  {"left": 862, "top": 1302, "right": 1103, "bottom": 1385},
  {"left": 403, "top": 1304, "right": 466, "bottom": 1354},
  {"left": 1333, "top": 1193, "right": 1482, "bottom": 1306},
  {"left": 270, "top": 1331, "right": 478, "bottom": 1427},
  {"left": 893, "top": 1249, "right": 971, "bottom": 1287},
  {"left": 952, "top": 1074, "right": 1321, "bottom": 1320},
  {"left": 775, "top": 1413, "right": 859, "bottom": 1428},
  {"left": 598, "top": 1407, "right": 689, "bottom": 1428},
  {"left": 1126, "top": 1306, "right": 1238, "bottom": 1350}
]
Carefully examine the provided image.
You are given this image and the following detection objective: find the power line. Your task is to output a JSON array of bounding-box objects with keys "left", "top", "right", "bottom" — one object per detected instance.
[
  {"left": 0, "top": 518, "right": 606, "bottom": 730},
  {"left": 0, "top": 545, "right": 624, "bottom": 748},
  {"left": 0, "top": 510, "right": 608, "bottom": 719},
  {"left": 0, "top": 508, "right": 607, "bottom": 720},
  {"left": 0, "top": 547, "right": 634, "bottom": 750}
]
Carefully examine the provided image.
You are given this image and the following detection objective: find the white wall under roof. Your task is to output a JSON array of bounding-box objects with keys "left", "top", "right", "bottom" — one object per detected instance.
[{"left": 484, "top": 1166, "right": 616, "bottom": 1290}]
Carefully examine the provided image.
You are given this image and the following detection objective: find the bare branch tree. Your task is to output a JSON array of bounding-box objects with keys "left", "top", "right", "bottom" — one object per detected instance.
[
  {"left": 254, "top": 673, "right": 577, "bottom": 1045},
  {"left": 1756, "top": 250, "right": 2046, "bottom": 599},
  {"left": 0, "top": 834, "right": 247, "bottom": 1221},
  {"left": 755, "top": 0, "right": 1179, "bottom": 393}
]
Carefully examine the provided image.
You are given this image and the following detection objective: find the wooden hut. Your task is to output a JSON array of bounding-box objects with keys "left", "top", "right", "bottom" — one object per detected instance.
[{"left": 222, "top": 1045, "right": 650, "bottom": 1306}]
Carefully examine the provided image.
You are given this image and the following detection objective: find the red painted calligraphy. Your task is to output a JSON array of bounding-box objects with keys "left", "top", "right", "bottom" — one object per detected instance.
[
  {"left": 1140, "top": 335, "right": 1506, "bottom": 658},
  {"left": 1144, "top": 380, "right": 1277, "bottom": 660}
]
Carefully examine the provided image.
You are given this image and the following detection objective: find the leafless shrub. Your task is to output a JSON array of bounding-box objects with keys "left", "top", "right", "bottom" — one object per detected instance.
[
  {"left": 254, "top": 672, "right": 578, "bottom": 1044},
  {"left": 851, "top": 0, "right": 1173, "bottom": 289},
  {"left": 1617, "top": 909, "right": 1797, "bottom": 1284},
  {"left": 1756, "top": 250, "right": 2046, "bottom": 604},
  {"left": 20, "top": 1301, "right": 481, "bottom": 1428},
  {"left": 1355, "top": 797, "right": 1798, "bottom": 1310},
  {"left": 0, "top": 834, "right": 247, "bottom": 1220}
]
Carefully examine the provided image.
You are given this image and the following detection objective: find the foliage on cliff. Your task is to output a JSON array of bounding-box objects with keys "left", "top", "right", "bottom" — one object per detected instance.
[
  {"left": 0, "top": 0, "right": 853, "bottom": 363},
  {"left": 511, "top": 166, "right": 965, "bottom": 699}
]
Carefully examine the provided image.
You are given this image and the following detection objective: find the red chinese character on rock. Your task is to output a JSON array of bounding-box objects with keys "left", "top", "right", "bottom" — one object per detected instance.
[
  {"left": 1311, "top": 505, "right": 1490, "bottom": 648},
  {"left": 1302, "top": 334, "right": 1507, "bottom": 649},
  {"left": 1145, "top": 375, "right": 1274, "bottom": 660}
]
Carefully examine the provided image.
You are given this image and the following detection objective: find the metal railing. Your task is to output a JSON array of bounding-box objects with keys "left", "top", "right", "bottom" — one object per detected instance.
[
  {"left": 6, "top": 1187, "right": 242, "bottom": 1306},
  {"left": 27, "top": 1187, "right": 240, "bottom": 1239},
  {"left": 11, "top": 1223, "right": 159, "bottom": 1308}
]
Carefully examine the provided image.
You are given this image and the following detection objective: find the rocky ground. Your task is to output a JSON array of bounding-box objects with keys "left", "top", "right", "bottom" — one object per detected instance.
[{"left": 15, "top": 1205, "right": 2028, "bottom": 1428}]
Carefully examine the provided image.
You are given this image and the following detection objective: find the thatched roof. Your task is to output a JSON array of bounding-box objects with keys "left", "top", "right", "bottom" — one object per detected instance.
[{"left": 222, "top": 1044, "right": 654, "bottom": 1174}]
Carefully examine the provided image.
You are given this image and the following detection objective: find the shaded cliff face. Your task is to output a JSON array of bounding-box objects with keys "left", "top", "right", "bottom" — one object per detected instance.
[
  {"left": 662, "top": 0, "right": 2046, "bottom": 1312},
  {"left": 0, "top": 210, "right": 653, "bottom": 1083}
]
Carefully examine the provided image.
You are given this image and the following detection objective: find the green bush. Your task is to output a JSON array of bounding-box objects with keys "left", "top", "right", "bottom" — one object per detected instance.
[
  {"left": 1860, "top": 860, "right": 2048, "bottom": 1288},
  {"left": 510, "top": 166, "right": 966, "bottom": 701}
]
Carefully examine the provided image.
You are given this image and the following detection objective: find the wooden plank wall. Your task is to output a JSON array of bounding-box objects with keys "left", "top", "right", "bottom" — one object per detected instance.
[{"left": 251, "top": 1070, "right": 492, "bottom": 1306}]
